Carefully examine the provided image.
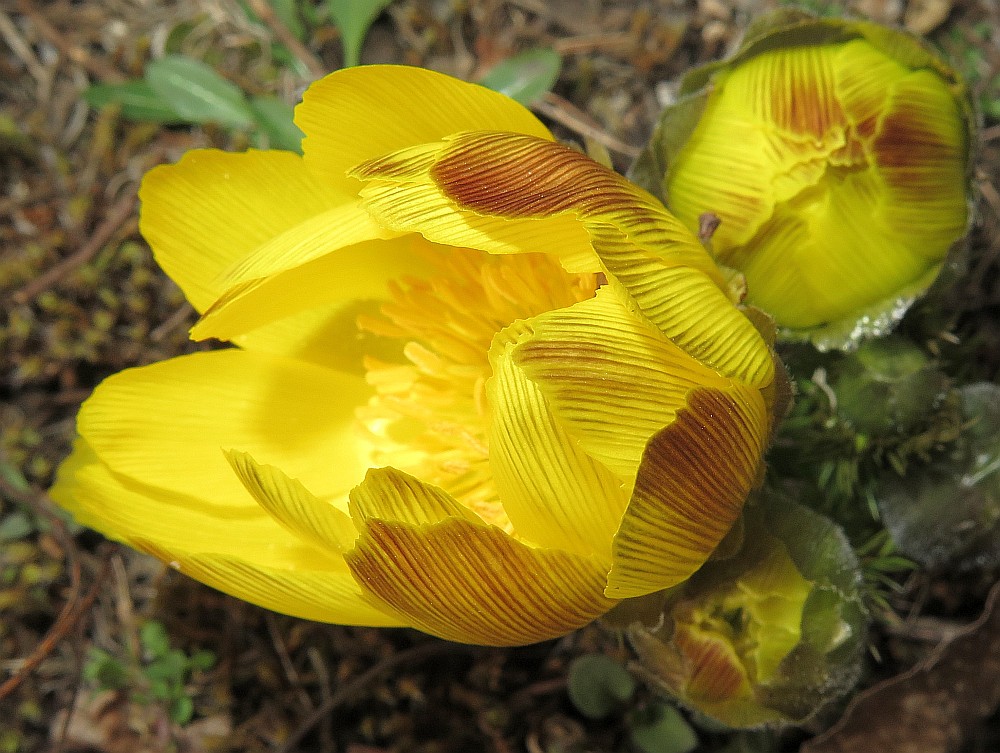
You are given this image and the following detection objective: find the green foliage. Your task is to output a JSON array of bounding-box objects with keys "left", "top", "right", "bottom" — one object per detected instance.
[
  {"left": 567, "top": 654, "right": 700, "bottom": 752},
  {"left": 629, "top": 703, "right": 699, "bottom": 753},
  {"left": 567, "top": 654, "right": 636, "bottom": 719},
  {"left": 327, "top": 0, "right": 397, "bottom": 67},
  {"left": 856, "top": 530, "right": 915, "bottom": 612},
  {"left": 82, "top": 55, "right": 303, "bottom": 152},
  {"left": 479, "top": 48, "right": 562, "bottom": 106},
  {"left": 145, "top": 56, "right": 256, "bottom": 130},
  {"left": 83, "top": 620, "right": 216, "bottom": 726},
  {"left": 83, "top": 81, "right": 184, "bottom": 123}
]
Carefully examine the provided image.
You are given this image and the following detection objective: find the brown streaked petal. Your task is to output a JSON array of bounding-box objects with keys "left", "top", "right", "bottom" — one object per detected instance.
[
  {"left": 348, "top": 466, "right": 482, "bottom": 527},
  {"left": 606, "top": 385, "right": 768, "bottom": 599},
  {"left": 873, "top": 70, "right": 969, "bottom": 252},
  {"left": 427, "top": 133, "right": 721, "bottom": 276},
  {"left": 353, "top": 142, "right": 599, "bottom": 274},
  {"left": 345, "top": 517, "right": 617, "bottom": 646}
]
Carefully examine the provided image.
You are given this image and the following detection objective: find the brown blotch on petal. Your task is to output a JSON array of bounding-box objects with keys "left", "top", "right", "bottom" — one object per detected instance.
[
  {"left": 677, "top": 627, "right": 749, "bottom": 703},
  {"left": 431, "top": 132, "right": 641, "bottom": 218},
  {"left": 608, "top": 385, "right": 765, "bottom": 597},
  {"left": 764, "top": 52, "right": 840, "bottom": 139},
  {"left": 874, "top": 109, "right": 959, "bottom": 171},
  {"left": 345, "top": 518, "right": 616, "bottom": 646}
]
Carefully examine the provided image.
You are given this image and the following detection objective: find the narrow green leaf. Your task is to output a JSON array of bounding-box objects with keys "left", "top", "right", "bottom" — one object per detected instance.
[
  {"left": 630, "top": 703, "right": 698, "bottom": 753},
  {"left": 83, "top": 81, "right": 187, "bottom": 123},
  {"left": 567, "top": 654, "right": 636, "bottom": 720},
  {"left": 327, "top": 0, "right": 396, "bottom": 67},
  {"left": 145, "top": 55, "right": 255, "bottom": 129},
  {"left": 250, "top": 96, "right": 304, "bottom": 153},
  {"left": 479, "top": 48, "right": 562, "bottom": 106}
]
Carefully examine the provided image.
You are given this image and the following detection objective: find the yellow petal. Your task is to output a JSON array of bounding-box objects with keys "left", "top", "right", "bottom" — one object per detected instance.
[
  {"left": 509, "top": 286, "right": 734, "bottom": 480},
  {"left": 135, "top": 540, "right": 405, "bottom": 627},
  {"left": 54, "top": 442, "right": 403, "bottom": 627},
  {"left": 297, "top": 65, "right": 553, "bottom": 192},
  {"left": 607, "top": 385, "right": 768, "bottom": 598},
  {"left": 139, "top": 149, "right": 352, "bottom": 312},
  {"left": 191, "top": 235, "right": 428, "bottom": 357},
  {"left": 488, "top": 321, "right": 627, "bottom": 560},
  {"left": 345, "top": 515, "right": 616, "bottom": 645},
  {"left": 77, "top": 349, "right": 371, "bottom": 506},
  {"left": 212, "top": 200, "right": 398, "bottom": 290},
  {"left": 872, "top": 69, "right": 968, "bottom": 253},
  {"left": 225, "top": 450, "right": 359, "bottom": 554},
  {"left": 50, "top": 438, "right": 314, "bottom": 563},
  {"left": 228, "top": 298, "right": 389, "bottom": 375},
  {"left": 348, "top": 466, "right": 482, "bottom": 526},
  {"left": 733, "top": 170, "right": 932, "bottom": 327}
]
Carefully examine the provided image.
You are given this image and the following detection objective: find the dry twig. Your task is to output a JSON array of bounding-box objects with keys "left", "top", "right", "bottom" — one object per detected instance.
[
  {"left": 15, "top": 0, "right": 125, "bottom": 83},
  {"left": 533, "top": 91, "right": 641, "bottom": 159},
  {"left": 246, "top": 0, "right": 325, "bottom": 79}
]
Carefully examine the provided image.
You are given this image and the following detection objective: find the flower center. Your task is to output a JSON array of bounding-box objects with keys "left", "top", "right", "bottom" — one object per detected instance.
[{"left": 356, "top": 245, "right": 598, "bottom": 528}]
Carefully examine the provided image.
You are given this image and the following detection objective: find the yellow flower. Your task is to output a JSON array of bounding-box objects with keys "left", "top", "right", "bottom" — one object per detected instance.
[
  {"left": 630, "top": 498, "right": 866, "bottom": 727},
  {"left": 636, "top": 13, "right": 971, "bottom": 345},
  {"left": 51, "top": 66, "right": 776, "bottom": 646}
]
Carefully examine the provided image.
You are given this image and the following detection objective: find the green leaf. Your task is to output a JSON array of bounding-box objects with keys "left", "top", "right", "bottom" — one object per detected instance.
[
  {"left": 630, "top": 703, "right": 698, "bottom": 753},
  {"left": 83, "top": 649, "right": 129, "bottom": 690},
  {"left": 188, "top": 649, "right": 217, "bottom": 672},
  {"left": 145, "top": 55, "right": 255, "bottom": 129},
  {"left": 83, "top": 80, "right": 186, "bottom": 123},
  {"left": 327, "top": 0, "right": 396, "bottom": 67},
  {"left": 140, "top": 620, "right": 171, "bottom": 660},
  {"left": 170, "top": 695, "right": 195, "bottom": 726},
  {"left": 567, "top": 654, "right": 636, "bottom": 720},
  {"left": 479, "top": 48, "right": 562, "bottom": 106},
  {"left": 146, "top": 650, "right": 188, "bottom": 683},
  {"left": 250, "top": 96, "right": 304, "bottom": 152}
]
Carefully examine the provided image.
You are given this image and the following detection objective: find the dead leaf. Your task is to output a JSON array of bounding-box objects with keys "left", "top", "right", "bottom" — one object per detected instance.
[{"left": 803, "top": 579, "right": 1000, "bottom": 753}]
